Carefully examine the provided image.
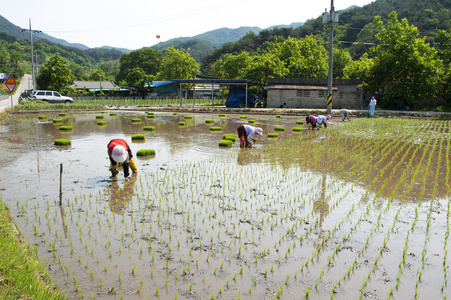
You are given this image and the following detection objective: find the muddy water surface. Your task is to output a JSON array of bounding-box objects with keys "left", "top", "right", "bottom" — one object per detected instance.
[{"left": 0, "top": 112, "right": 449, "bottom": 299}]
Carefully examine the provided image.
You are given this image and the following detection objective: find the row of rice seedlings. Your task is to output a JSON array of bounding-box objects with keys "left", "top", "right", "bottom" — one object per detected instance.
[
  {"left": 265, "top": 120, "right": 417, "bottom": 293},
  {"left": 443, "top": 121, "right": 451, "bottom": 294},
  {"left": 313, "top": 119, "right": 430, "bottom": 297},
  {"left": 377, "top": 123, "right": 445, "bottom": 297},
  {"left": 358, "top": 120, "right": 443, "bottom": 299}
]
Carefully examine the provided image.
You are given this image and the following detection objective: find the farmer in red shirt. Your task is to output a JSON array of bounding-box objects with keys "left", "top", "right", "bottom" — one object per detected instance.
[{"left": 107, "top": 139, "right": 138, "bottom": 180}]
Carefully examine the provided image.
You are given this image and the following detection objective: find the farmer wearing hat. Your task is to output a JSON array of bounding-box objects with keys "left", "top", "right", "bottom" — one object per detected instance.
[
  {"left": 338, "top": 109, "right": 353, "bottom": 122},
  {"left": 237, "top": 125, "right": 263, "bottom": 148},
  {"left": 317, "top": 115, "right": 331, "bottom": 128},
  {"left": 107, "top": 139, "right": 138, "bottom": 180}
]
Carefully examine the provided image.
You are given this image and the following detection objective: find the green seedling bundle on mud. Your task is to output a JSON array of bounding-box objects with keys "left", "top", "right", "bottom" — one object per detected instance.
[
  {"left": 222, "top": 134, "right": 236, "bottom": 142},
  {"left": 219, "top": 139, "right": 233, "bottom": 147},
  {"left": 131, "top": 134, "right": 145, "bottom": 140},
  {"left": 58, "top": 125, "right": 72, "bottom": 131},
  {"left": 136, "top": 149, "right": 156, "bottom": 156},
  {"left": 54, "top": 139, "right": 71, "bottom": 145}
]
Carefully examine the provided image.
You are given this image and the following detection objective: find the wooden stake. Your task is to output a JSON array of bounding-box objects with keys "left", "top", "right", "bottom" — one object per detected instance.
[{"left": 59, "top": 163, "right": 63, "bottom": 205}]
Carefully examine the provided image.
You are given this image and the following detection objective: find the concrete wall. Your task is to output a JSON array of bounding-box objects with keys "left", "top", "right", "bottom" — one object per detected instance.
[{"left": 265, "top": 78, "right": 364, "bottom": 109}]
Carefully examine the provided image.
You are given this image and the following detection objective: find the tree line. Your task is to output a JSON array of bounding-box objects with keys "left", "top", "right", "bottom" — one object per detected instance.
[{"left": 3, "top": 1, "right": 451, "bottom": 109}]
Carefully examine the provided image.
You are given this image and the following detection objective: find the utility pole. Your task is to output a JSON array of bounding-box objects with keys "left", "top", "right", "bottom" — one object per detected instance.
[
  {"left": 323, "top": 0, "right": 339, "bottom": 115},
  {"left": 21, "top": 19, "right": 42, "bottom": 90}
]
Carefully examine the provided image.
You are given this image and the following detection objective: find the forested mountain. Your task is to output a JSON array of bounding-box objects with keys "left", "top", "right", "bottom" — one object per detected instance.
[
  {"left": 0, "top": 15, "right": 90, "bottom": 50},
  {"left": 200, "top": 0, "right": 451, "bottom": 73}
]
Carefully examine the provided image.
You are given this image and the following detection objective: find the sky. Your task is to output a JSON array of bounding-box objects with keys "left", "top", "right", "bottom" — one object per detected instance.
[{"left": 4, "top": 0, "right": 374, "bottom": 50}]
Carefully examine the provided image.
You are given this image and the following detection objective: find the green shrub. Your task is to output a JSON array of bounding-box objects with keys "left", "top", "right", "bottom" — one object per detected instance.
[
  {"left": 219, "top": 139, "right": 233, "bottom": 147},
  {"left": 54, "top": 139, "right": 71, "bottom": 146},
  {"left": 185, "top": 116, "right": 193, "bottom": 119},
  {"left": 248, "top": 119, "right": 255, "bottom": 123},
  {"left": 173, "top": 112, "right": 178, "bottom": 115},
  {"left": 240, "top": 116, "right": 247, "bottom": 119},
  {"left": 292, "top": 127, "right": 303, "bottom": 131},
  {"left": 296, "top": 120, "right": 304, "bottom": 124},
  {"left": 97, "top": 121, "right": 107, "bottom": 126},
  {"left": 101, "top": 111, "right": 108, "bottom": 114},
  {"left": 137, "top": 149, "right": 156, "bottom": 156},
  {"left": 276, "top": 115, "right": 281, "bottom": 118},
  {"left": 205, "top": 119, "right": 214, "bottom": 123},
  {"left": 59, "top": 126, "right": 73, "bottom": 131},
  {"left": 178, "top": 122, "right": 185, "bottom": 126},
  {"left": 109, "top": 112, "right": 117, "bottom": 116},
  {"left": 223, "top": 134, "right": 237, "bottom": 142},
  {"left": 146, "top": 114, "right": 155, "bottom": 118},
  {"left": 268, "top": 133, "right": 278, "bottom": 138},
  {"left": 131, "top": 118, "right": 142, "bottom": 123},
  {"left": 210, "top": 126, "right": 222, "bottom": 131},
  {"left": 143, "top": 126, "right": 156, "bottom": 131},
  {"left": 274, "top": 126, "right": 285, "bottom": 131},
  {"left": 52, "top": 119, "right": 63, "bottom": 123},
  {"left": 59, "top": 113, "right": 67, "bottom": 116},
  {"left": 95, "top": 115, "right": 104, "bottom": 119},
  {"left": 38, "top": 115, "right": 47, "bottom": 120},
  {"left": 218, "top": 114, "right": 226, "bottom": 117},
  {"left": 131, "top": 134, "right": 145, "bottom": 140}
]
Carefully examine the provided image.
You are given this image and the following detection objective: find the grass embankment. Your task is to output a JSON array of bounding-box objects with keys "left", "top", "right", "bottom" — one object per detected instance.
[{"left": 0, "top": 200, "right": 67, "bottom": 299}]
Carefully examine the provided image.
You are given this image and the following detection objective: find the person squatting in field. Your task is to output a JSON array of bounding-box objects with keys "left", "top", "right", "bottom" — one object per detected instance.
[
  {"left": 237, "top": 125, "right": 263, "bottom": 148},
  {"left": 107, "top": 138, "right": 138, "bottom": 180}
]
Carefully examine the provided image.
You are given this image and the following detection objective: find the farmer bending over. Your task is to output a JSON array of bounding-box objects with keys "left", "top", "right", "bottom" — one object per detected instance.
[
  {"left": 107, "top": 138, "right": 138, "bottom": 180},
  {"left": 306, "top": 115, "right": 319, "bottom": 130},
  {"left": 338, "top": 109, "right": 353, "bottom": 122},
  {"left": 317, "top": 115, "right": 331, "bottom": 128},
  {"left": 237, "top": 125, "right": 263, "bottom": 148}
]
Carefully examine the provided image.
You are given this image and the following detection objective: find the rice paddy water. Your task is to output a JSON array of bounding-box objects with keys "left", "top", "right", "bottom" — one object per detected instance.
[{"left": 0, "top": 111, "right": 449, "bottom": 299}]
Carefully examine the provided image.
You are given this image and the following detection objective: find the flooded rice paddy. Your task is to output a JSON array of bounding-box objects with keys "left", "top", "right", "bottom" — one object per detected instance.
[{"left": 0, "top": 110, "right": 450, "bottom": 299}]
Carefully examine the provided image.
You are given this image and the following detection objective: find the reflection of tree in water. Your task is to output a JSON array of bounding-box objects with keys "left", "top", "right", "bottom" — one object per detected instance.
[
  {"left": 237, "top": 148, "right": 262, "bottom": 165},
  {"left": 108, "top": 173, "right": 137, "bottom": 214}
]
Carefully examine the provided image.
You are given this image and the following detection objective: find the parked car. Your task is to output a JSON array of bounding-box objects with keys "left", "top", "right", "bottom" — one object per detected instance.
[
  {"left": 18, "top": 89, "right": 33, "bottom": 103},
  {"left": 30, "top": 90, "right": 74, "bottom": 103}
]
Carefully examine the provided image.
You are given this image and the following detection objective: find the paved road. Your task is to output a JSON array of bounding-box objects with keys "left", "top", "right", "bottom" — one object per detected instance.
[{"left": 0, "top": 74, "right": 32, "bottom": 113}]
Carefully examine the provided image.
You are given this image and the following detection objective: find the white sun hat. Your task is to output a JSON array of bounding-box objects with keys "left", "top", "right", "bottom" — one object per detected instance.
[
  {"left": 255, "top": 127, "right": 263, "bottom": 135},
  {"left": 111, "top": 145, "right": 127, "bottom": 163}
]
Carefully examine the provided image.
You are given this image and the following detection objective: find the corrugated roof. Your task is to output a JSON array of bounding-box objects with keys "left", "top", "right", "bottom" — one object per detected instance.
[
  {"left": 171, "top": 79, "right": 253, "bottom": 84},
  {"left": 70, "top": 80, "right": 118, "bottom": 90}
]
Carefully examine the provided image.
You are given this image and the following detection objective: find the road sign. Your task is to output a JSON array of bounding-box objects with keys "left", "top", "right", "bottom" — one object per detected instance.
[{"left": 5, "top": 75, "right": 16, "bottom": 93}]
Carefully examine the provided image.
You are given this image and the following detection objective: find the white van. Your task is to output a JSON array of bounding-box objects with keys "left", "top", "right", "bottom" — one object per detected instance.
[{"left": 30, "top": 90, "right": 74, "bottom": 103}]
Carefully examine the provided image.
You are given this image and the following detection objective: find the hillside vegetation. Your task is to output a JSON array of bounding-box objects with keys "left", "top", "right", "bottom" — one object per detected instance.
[{"left": 2, "top": 0, "right": 451, "bottom": 110}]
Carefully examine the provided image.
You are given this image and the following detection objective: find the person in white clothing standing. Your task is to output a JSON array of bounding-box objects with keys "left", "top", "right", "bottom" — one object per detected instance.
[{"left": 369, "top": 96, "right": 377, "bottom": 117}]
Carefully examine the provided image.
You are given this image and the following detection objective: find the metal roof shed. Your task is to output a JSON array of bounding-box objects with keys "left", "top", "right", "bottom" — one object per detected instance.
[{"left": 171, "top": 79, "right": 253, "bottom": 108}]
